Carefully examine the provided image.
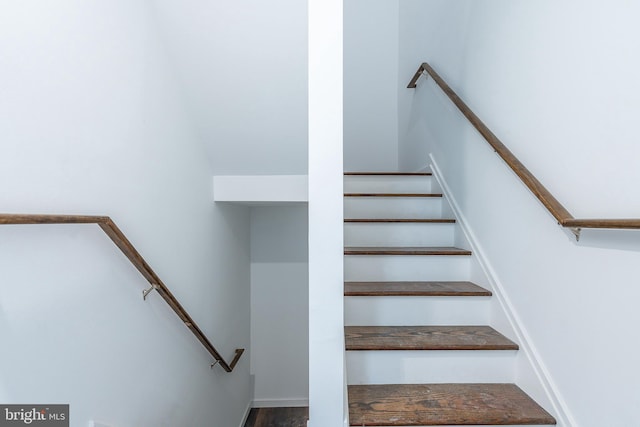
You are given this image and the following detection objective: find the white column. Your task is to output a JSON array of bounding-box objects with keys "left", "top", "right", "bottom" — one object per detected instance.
[{"left": 308, "top": 0, "right": 345, "bottom": 425}]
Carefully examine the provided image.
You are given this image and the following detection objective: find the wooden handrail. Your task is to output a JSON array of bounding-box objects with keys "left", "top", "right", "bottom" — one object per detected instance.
[
  {"left": 0, "top": 214, "right": 244, "bottom": 372},
  {"left": 408, "top": 62, "right": 640, "bottom": 238}
]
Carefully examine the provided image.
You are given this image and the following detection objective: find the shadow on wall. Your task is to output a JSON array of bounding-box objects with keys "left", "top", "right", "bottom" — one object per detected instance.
[{"left": 575, "top": 229, "right": 640, "bottom": 252}]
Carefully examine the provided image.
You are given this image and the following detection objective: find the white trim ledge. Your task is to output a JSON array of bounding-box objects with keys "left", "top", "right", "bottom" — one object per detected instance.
[{"left": 213, "top": 175, "right": 308, "bottom": 205}]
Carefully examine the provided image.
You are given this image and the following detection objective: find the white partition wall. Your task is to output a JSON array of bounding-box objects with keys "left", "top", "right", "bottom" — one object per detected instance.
[{"left": 308, "top": 0, "right": 345, "bottom": 425}]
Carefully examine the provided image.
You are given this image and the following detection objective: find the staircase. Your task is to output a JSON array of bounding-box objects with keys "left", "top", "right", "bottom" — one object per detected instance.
[{"left": 343, "top": 172, "right": 556, "bottom": 426}]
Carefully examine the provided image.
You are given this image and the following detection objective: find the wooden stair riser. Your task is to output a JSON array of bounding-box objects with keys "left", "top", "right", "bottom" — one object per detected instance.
[
  {"left": 347, "top": 351, "right": 517, "bottom": 385},
  {"left": 344, "top": 256, "right": 471, "bottom": 282},
  {"left": 345, "top": 297, "right": 490, "bottom": 326},
  {"left": 344, "top": 197, "right": 444, "bottom": 219},
  {"left": 344, "top": 175, "right": 434, "bottom": 194},
  {"left": 344, "top": 223, "right": 456, "bottom": 247}
]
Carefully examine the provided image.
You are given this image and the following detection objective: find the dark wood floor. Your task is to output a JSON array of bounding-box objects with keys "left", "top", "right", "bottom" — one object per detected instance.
[{"left": 244, "top": 407, "right": 309, "bottom": 427}]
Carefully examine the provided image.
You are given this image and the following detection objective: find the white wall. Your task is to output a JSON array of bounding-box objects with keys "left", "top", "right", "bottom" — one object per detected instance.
[
  {"left": 343, "top": 0, "right": 399, "bottom": 172},
  {"left": 397, "top": 0, "right": 472, "bottom": 171},
  {"left": 250, "top": 206, "right": 308, "bottom": 406},
  {"left": 0, "top": 2, "right": 251, "bottom": 426},
  {"left": 151, "top": 0, "right": 309, "bottom": 176},
  {"left": 399, "top": 1, "right": 640, "bottom": 426}
]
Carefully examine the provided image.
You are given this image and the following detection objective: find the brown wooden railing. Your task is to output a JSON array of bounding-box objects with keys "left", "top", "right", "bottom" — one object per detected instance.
[
  {"left": 408, "top": 62, "right": 640, "bottom": 239},
  {"left": 0, "top": 214, "right": 244, "bottom": 372}
]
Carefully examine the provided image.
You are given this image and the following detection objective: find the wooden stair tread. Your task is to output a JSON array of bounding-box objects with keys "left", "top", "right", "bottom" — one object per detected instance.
[
  {"left": 345, "top": 218, "right": 455, "bottom": 223},
  {"left": 345, "top": 172, "right": 432, "bottom": 176},
  {"left": 345, "top": 281, "right": 491, "bottom": 297},
  {"left": 344, "top": 246, "right": 471, "bottom": 256},
  {"left": 345, "top": 326, "right": 518, "bottom": 351},
  {"left": 344, "top": 193, "right": 442, "bottom": 197},
  {"left": 348, "top": 383, "right": 556, "bottom": 425}
]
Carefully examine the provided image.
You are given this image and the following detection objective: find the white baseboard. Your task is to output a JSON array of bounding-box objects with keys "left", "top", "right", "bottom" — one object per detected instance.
[
  {"left": 429, "top": 153, "right": 576, "bottom": 427},
  {"left": 252, "top": 398, "right": 309, "bottom": 408},
  {"left": 237, "top": 401, "right": 252, "bottom": 427}
]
